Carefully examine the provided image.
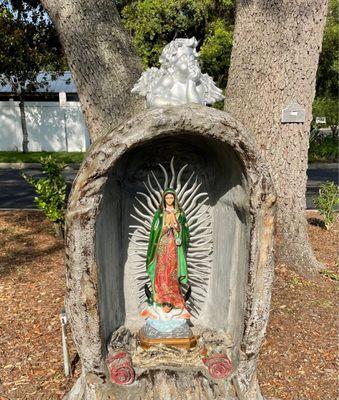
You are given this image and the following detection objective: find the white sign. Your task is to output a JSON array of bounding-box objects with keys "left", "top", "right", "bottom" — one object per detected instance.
[
  {"left": 281, "top": 102, "right": 306, "bottom": 123},
  {"left": 316, "top": 116, "right": 326, "bottom": 124}
]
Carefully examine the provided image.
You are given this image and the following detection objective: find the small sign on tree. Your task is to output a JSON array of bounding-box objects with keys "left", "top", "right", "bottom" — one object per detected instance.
[{"left": 281, "top": 102, "right": 306, "bottom": 123}]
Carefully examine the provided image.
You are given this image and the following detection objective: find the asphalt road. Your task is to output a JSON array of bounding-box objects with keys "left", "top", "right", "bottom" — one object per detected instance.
[
  {"left": 306, "top": 163, "right": 338, "bottom": 208},
  {"left": 0, "top": 163, "right": 337, "bottom": 210},
  {"left": 0, "top": 167, "right": 77, "bottom": 210}
]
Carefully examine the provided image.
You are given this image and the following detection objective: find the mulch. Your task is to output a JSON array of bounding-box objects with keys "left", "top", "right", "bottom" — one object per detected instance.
[
  {"left": 0, "top": 210, "right": 337, "bottom": 400},
  {"left": 258, "top": 212, "right": 338, "bottom": 400},
  {"left": 0, "top": 211, "right": 79, "bottom": 400}
]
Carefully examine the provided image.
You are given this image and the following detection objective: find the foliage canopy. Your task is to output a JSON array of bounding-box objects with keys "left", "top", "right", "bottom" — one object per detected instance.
[
  {"left": 1, "top": 0, "right": 336, "bottom": 98},
  {"left": 316, "top": 0, "right": 339, "bottom": 99},
  {"left": 121, "top": 0, "right": 234, "bottom": 87},
  {"left": 0, "top": 0, "right": 66, "bottom": 94}
]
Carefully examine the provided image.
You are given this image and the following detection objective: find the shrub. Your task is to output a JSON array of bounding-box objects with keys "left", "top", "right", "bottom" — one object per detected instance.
[
  {"left": 314, "top": 181, "right": 339, "bottom": 229},
  {"left": 23, "top": 156, "right": 67, "bottom": 237},
  {"left": 312, "top": 97, "right": 338, "bottom": 136},
  {"left": 308, "top": 135, "right": 338, "bottom": 162}
]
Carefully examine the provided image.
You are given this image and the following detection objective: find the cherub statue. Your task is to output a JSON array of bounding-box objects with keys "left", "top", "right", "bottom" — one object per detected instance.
[{"left": 131, "top": 37, "right": 224, "bottom": 108}]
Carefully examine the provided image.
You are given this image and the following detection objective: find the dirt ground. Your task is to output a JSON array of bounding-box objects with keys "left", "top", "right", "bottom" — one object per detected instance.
[{"left": 0, "top": 210, "right": 337, "bottom": 400}]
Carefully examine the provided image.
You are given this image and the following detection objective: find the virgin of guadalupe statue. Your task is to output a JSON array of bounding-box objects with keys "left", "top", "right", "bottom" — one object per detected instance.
[
  {"left": 146, "top": 188, "right": 190, "bottom": 312},
  {"left": 134, "top": 162, "right": 212, "bottom": 346}
]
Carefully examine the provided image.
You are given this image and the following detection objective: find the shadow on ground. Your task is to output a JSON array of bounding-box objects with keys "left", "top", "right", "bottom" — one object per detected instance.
[{"left": 0, "top": 210, "right": 63, "bottom": 276}]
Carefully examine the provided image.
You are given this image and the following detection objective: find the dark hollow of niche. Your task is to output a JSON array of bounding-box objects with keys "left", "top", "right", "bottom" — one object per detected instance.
[{"left": 95, "top": 133, "right": 250, "bottom": 348}]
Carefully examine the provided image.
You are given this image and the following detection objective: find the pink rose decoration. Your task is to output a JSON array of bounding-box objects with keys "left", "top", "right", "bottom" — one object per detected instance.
[
  {"left": 106, "top": 351, "right": 135, "bottom": 385},
  {"left": 202, "top": 354, "right": 232, "bottom": 380}
]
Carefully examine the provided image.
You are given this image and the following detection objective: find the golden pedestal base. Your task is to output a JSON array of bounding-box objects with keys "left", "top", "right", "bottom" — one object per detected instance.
[{"left": 139, "top": 329, "right": 198, "bottom": 350}]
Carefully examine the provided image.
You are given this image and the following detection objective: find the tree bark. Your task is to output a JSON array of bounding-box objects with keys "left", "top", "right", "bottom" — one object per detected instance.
[
  {"left": 19, "top": 96, "right": 29, "bottom": 153},
  {"left": 41, "top": 0, "right": 144, "bottom": 142},
  {"left": 224, "top": 0, "right": 328, "bottom": 276}
]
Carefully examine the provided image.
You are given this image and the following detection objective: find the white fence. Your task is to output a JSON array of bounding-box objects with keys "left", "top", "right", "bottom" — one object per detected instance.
[{"left": 0, "top": 100, "right": 90, "bottom": 152}]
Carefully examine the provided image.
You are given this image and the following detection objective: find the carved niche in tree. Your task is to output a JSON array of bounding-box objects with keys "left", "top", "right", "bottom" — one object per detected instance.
[{"left": 64, "top": 104, "right": 275, "bottom": 400}]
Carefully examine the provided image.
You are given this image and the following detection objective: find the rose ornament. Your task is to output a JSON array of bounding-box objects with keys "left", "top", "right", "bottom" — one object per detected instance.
[
  {"left": 106, "top": 351, "right": 135, "bottom": 385},
  {"left": 202, "top": 354, "right": 232, "bottom": 380}
]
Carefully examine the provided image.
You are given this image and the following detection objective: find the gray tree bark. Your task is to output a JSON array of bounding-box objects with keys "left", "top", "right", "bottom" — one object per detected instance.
[
  {"left": 19, "top": 96, "right": 29, "bottom": 153},
  {"left": 41, "top": 0, "right": 144, "bottom": 142},
  {"left": 224, "top": 0, "right": 328, "bottom": 276}
]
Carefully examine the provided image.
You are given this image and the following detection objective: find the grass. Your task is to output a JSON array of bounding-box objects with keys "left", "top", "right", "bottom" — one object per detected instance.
[{"left": 0, "top": 151, "right": 85, "bottom": 164}]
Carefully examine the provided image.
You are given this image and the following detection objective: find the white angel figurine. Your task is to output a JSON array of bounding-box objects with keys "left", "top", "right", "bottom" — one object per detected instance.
[{"left": 132, "top": 37, "right": 224, "bottom": 108}]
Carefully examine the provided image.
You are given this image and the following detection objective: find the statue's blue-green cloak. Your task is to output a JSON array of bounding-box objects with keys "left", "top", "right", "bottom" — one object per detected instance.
[{"left": 146, "top": 208, "right": 189, "bottom": 296}]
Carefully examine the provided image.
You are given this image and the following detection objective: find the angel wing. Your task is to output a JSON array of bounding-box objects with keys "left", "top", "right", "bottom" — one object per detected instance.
[
  {"left": 131, "top": 67, "right": 163, "bottom": 97},
  {"left": 128, "top": 158, "right": 213, "bottom": 318},
  {"left": 198, "top": 73, "right": 224, "bottom": 105}
]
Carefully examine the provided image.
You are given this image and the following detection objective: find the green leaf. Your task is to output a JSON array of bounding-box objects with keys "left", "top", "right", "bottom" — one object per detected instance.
[
  {"left": 24, "top": 155, "right": 67, "bottom": 227},
  {"left": 314, "top": 181, "right": 339, "bottom": 230}
]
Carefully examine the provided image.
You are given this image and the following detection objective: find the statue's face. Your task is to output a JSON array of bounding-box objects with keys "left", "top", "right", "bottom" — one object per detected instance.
[
  {"left": 177, "top": 46, "right": 194, "bottom": 59},
  {"left": 164, "top": 193, "right": 175, "bottom": 207},
  {"left": 166, "top": 45, "right": 195, "bottom": 66}
]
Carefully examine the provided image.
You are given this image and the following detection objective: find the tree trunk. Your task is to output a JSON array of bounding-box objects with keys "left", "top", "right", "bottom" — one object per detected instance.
[
  {"left": 41, "top": 0, "right": 144, "bottom": 142},
  {"left": 224, "top": 0, "right": 328, "bottom": 276},
  {"left": 19, "top": 96, "right": 29, "bottom": 153},
  {"left": 64, "top": 105, "right": 276, "bottom": 400}
]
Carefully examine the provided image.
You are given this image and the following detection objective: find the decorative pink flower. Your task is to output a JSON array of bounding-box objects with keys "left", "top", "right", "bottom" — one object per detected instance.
[
  {"left": 202, "top": 354, "right": 232, "bottom": 380},
  {"left": 106, "top": 351, "right": 135, "bottom": 385}
]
